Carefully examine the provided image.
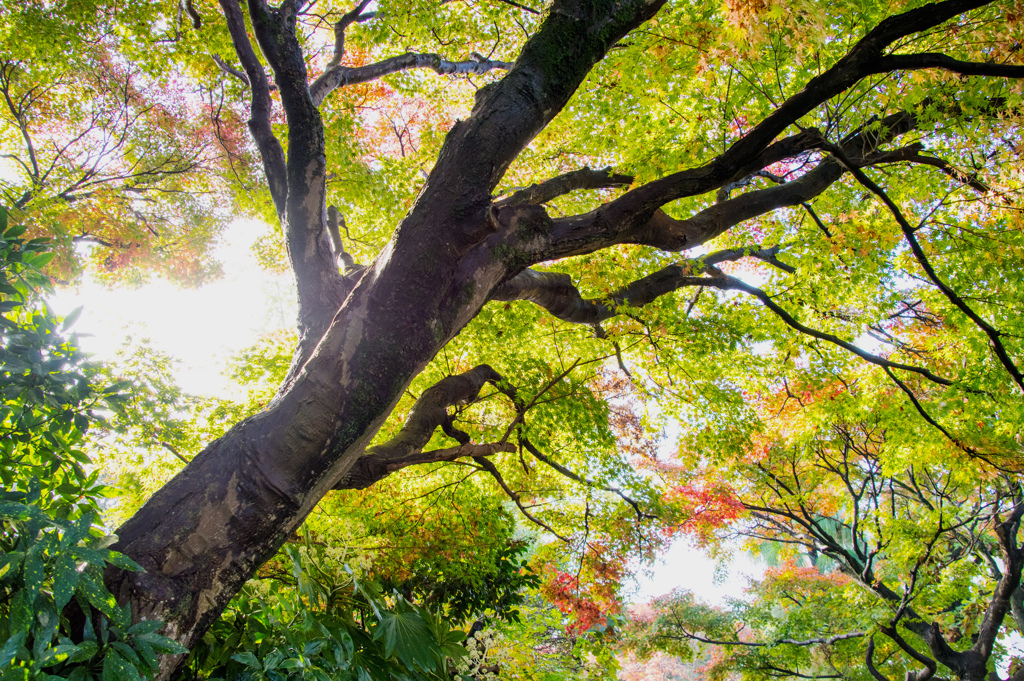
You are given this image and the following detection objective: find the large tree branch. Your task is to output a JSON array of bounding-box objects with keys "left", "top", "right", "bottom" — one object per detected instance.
[
  {"left": 339, "top": 442, "right": 515, "bottom": 490},
  {"left": 306, "top": 0, "right": 511, "bottom": 109},
  {"left": 491, "top": 246, "right": 789, "bottom": 325},
  {"left": 900, "top": 153, "right": 990, "bottom": 193},
  {"left": 493, "top": 258, "right": 956, "bottom": 387},
  {"left": 660, "top": 629, "right": 865, "bottom": 649},
  {"left": 398, "top": 0, "right": 667, "bottom": 254},
  {"left": 497, "top": 0, "right": 995, "bottom": 264},
  {"left": 242, "top": 0, "right": 350, "bottom": 341},
  {"left": 324, "top": 0, "right": 372, "bottom": 69},
  {"left": 879, "top": 626, "right": 937, "bottom": 681},
  {"left": 335, "top": 364, "right": 503, "bottom": 489},
  {"left": 506, "top": 110, "right": 922, "bottom": 261},
  {"left": 875, "top": 53, "right": 1024, "bottom": 79},
  {"left": 311, "top": 52, "right": 513, "bottom": 108},
  {"left": 496, "top": 166, "right": 634, "bottom": 207},
  {"left": 509, "top": 130, "right": 819, "bottom": 260},
  {"left": 973, "top": 499, "right": 1024, "bottom": 661},
  {"left": 217, "top": 0, "right": 287, "bottom": 217}
]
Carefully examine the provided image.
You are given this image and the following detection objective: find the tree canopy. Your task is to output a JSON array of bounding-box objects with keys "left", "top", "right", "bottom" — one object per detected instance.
[{"left": 2, "top": 0, "right": 1024, "bottom": 679}]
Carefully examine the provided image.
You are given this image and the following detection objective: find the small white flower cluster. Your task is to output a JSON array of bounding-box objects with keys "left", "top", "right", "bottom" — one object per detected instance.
[{"left": 454, "top": 629, "right": 500, "bottom": 680}]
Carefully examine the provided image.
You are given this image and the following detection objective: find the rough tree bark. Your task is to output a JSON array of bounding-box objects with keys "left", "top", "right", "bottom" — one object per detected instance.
[{"left": 101, "top": 0, "right": 1018, "bottom": 677}]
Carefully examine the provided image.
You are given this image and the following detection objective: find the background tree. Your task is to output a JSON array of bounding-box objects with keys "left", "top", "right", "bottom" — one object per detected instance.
[
  {"left": 621, "top": 162, "right": 1024, "bottom": 681},
  {"left": 3, "top": 0, "right": 1022, "bottom": 678},
  {"left": 0, "top": 0, "right": 259, "bottom": 285}
]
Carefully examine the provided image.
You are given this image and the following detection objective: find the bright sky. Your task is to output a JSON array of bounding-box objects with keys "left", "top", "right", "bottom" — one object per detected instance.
[
  {"left": 50, "top": 219, "right": 296, "bottom": 397},
  {"left": 631, "top": 537, "right": 764, "bottom": 605}
]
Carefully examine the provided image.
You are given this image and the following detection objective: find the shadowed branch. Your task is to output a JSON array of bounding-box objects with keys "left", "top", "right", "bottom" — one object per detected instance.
[
  {"left": 336, "top": 365, "right": 503, "bottom": 489},
  {"left": 491, "top": 246, "right": 790, "bottom": 325},
  {"left": 496, "top": 166, "right": 634, "bottom": 207}
]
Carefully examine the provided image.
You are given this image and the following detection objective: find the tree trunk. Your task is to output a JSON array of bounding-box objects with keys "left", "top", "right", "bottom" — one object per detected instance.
[{"left": 108, "top": 2, "right": 666, "bottom": 677}]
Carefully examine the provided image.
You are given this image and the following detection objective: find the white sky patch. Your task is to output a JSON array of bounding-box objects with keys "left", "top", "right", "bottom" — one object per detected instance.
[
  {"left": 631, "top": 537, "right": 765, "bottom": 605},
  {"left": 1000, "top": 632, "right": 1024, "bottom": 677},
  {"left": 50, "top": 219, "right": 296, "bottom": 397}
]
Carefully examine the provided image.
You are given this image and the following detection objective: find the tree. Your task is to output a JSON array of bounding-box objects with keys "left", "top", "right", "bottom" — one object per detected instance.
[
  {"left": 626, "top": 406, "right": 1024, "bottom": 680},
  {"left": 618, "top": 145, "right": 1024, "bottom": 681},
  {"left": 5, "top": 0, "right": 1021, "bottom": 677},
  {"left": 0, "top": 0, "right": 253, "bottom": 286}
]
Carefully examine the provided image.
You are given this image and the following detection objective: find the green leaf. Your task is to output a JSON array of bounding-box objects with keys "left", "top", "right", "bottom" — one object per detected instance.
[
  {"left": 0, "top": 552, "right": 25, "bottom": 583},
  {"left": 126, "top": 620, "right": 163, "bottom": 636},
  {"left": 374, "top": 609, "right": 439, "bottom": 672},
  {"left": 52, "top": 552, "right": 80, "bottom": 610},
  {"left": 60, "top": 511, "right": 94, "bottom": 550},
  {"left": 132, "top": 637, "right": 157, "bottom": 673},
  {"left": 77, "top": 571, "right": 121, "bottom": 624},
  {"left": 36, "top": 643, "right": 80, "bottom": 667},
  {"left": 230, "top": 652, "right": 262, "bottom": 670},
  {"left": 0, "top": 632, "right": 27, "bottom": 668},
  {"left": 8, "top": 589, "right": 32, "bottom": 634},
  {"left": 21, "top": 541, "right": 45, "bottom": 599},
  {"left": 102, "top": 648, "right": 141, "bottom": 681},
  {"left": 0, "top": 667, "right": 29, "bottom": 681},
  {"left": 28, "top": 253, "right": 53, "bottom": 268},
  {"left": 64, "top": 640, "right": 99, "bottom": 664},
  {"left": 108, "top": 641, "right": 140, "bottom": 666},
  {"left": 61, "top": 306, "right": 83, "bottom": 331},
  {"left": 102, "top": 550, "right": 143, "bottom": 572},
  {"left": 133, "top": 632, "right": 187, "bottom": 655}
]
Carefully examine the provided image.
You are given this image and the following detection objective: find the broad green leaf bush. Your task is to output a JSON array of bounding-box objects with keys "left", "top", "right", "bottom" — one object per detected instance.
[
  {"left": 0, "top": 206, "right": 187, "bottom": 680},
  {"left": 183, "top": 542, "right": 468, "bottom": 681}
]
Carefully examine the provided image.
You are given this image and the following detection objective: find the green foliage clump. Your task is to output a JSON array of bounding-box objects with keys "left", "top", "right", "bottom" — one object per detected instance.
[
  {"left": 185, "top": 542, "right": 469, "bottom": 681},
  {"left": 0, "top": 206, "right": 187, "bottom": 680}
]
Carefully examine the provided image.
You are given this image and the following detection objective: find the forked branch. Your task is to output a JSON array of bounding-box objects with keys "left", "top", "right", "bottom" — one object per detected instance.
[
  {"left": 506, "top": 0, "right": 1006, "bottom": 264},
  {"left": 217, "top": 0, "right": 287, "bottom": 216},
  {"left": 519, "top": 107, "right": 925, "bottom": 261},
  {"left": 472, "top": 454, "right": 571, "bottom": 542},
  {"left": 520, "top": 437, "right": 656, "bottom": 521},
  {"left": 879, "top": 626, "right": 937, "bottom": 681},
  {"left": 325, "top": 0, "right": 374, "bottom": 70},
  {"left": 492, "top": 246, "right": 791, "bottom": 325},
  {"left": 336, "top": 364, "right": 503, "bottom": 489},
  {"left": 494, "top": 258, "right": 958, "bottom": 388}
]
